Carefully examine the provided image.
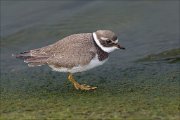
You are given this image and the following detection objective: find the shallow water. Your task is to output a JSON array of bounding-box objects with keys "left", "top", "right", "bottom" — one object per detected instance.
[
  {"left": 0, "top": 1, "right": 180, "bottom": 119},
  {"left": 1, "top": 0, "right": 179, "bottom": 72}
]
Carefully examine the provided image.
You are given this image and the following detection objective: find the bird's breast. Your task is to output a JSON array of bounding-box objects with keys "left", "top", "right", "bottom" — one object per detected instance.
[{"left": 49, "top": 54, "right": 108, "bottom": 73}]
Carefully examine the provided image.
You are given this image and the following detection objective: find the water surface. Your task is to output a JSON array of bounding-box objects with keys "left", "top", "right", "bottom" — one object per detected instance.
[{"left": 1, "top": 1, "right": 180, "bottom": 119}]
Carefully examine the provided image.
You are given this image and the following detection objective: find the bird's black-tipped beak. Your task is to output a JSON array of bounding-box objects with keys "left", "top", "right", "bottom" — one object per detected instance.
[{"left": 116, "top": 44, "right": 125, "bottom": 50}]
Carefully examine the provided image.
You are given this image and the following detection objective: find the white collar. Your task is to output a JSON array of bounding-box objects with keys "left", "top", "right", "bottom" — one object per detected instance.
[{"left": 92, "top": 32, "right": 118, "bottom": 53}]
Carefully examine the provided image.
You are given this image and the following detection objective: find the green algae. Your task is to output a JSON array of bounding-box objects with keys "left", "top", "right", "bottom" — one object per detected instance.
[
  {"left": 1, "top": 60, "right": 180, "bottom": 119},
  {"left": 1, "top": 49, "right": 180, "bottom": 119}
]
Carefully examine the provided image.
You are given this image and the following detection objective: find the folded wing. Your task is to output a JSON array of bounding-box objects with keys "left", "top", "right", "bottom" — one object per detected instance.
[{"left": 15, "top": 33, "right": 96, "bottom": 68}]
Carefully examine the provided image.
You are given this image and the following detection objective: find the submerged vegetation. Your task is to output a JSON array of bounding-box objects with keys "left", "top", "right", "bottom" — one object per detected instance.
[{"left": 1, "top": 49, "right": 180, "bottom": 119}]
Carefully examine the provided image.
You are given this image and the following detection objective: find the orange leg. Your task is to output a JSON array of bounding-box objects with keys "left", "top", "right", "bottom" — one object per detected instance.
[{"left": 67, "top": 73, "right": 97, "bottom": 90}]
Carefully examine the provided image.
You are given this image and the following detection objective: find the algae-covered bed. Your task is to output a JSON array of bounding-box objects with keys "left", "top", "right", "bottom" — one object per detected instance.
[{"left": 1, "top": 49, "right": 179, "bottom": 119}]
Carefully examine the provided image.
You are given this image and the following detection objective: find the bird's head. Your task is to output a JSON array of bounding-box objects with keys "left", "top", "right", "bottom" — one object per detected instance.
[{"left": 93, "top": 30, "right": 125, "bottom": 53}]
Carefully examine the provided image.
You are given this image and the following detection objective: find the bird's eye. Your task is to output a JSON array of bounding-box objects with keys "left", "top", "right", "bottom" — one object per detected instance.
[{"left": 107, "top": 40, "right": 111, "bottom": 43}]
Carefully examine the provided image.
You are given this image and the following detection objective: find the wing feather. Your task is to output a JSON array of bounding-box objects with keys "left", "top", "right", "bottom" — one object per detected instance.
[{"left": 15, "top": 33, "right": 96, "bottom": 67}]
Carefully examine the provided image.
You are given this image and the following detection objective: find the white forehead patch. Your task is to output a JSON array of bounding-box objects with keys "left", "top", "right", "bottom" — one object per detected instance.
[
  {"left": 100, "top": 37, "right": 108, "bottom": 40},
  {"left": 93, "top": 32, "right": 118, "bottom": 53}
]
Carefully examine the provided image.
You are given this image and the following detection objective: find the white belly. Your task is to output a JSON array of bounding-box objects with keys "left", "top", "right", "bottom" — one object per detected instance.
[{"left": 49, "top": 55, "right": 108, "bottom": 73}]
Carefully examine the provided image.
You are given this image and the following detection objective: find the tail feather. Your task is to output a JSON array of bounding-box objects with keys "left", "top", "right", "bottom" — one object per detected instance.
[
  {"left": 24, "top": 56, "right": 49, "bottom": 63},
  {"left": 15, "top": 51, "right": 31, "bottom": 59},
  {"left": 28, "top": 62, "right": 45, "bottom": 67},
  {"left": 14, "top": 50, "right": 49, "bottom": 67}
]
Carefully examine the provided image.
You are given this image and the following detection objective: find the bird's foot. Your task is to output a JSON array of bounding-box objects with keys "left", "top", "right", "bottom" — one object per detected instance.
[
  {"left": 74, "top": 83, "right": 97, "bottom": 90},
  {"left": 68, "top": 73, "right": 97, "bottom": 91}
]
